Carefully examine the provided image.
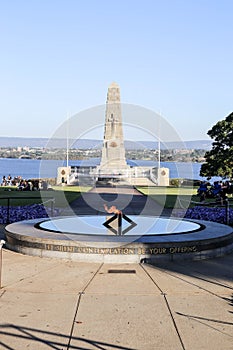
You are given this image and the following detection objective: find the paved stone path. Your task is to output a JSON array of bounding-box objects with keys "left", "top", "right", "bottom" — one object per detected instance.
[
  {"left": 0, "top": 187, "right": 232, "bottom": 349},
  {"left": 0, "top": 248, "right": 232, "bottom": 349},
  {"left": 68, "top": 185, "right": 169, "bottom": 216}
]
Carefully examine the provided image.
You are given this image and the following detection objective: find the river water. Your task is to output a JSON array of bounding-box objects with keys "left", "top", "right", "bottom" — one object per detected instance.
[{"left": 0, "top": 158, "right": 211, "bottom": 181}]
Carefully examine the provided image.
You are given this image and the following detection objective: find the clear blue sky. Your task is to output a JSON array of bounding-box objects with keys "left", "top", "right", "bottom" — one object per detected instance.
[{"left": 1, "top": 0, "right": 232, "bottom": 141}]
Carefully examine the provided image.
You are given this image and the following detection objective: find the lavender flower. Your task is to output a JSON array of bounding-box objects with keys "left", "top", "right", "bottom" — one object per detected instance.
[{"left": 174, "top": 206, "right": 233, "bottom": 225}]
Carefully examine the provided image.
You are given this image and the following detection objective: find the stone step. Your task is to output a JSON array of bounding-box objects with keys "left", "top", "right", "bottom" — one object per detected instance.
[{"left": 129, "top": 177, "right": 157, "bottom": 186}]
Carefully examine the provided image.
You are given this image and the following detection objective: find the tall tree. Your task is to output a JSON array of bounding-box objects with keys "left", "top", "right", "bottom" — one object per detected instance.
[{"left": 200, "top": 112, "right": 233, "bottom": 179}]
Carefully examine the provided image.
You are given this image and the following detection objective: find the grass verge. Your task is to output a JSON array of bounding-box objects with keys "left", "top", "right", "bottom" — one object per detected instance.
[
  {"left": 137, "top": 186, "right": 199, "bottom": 209},
  {"left": 0, "top": 186, "right": 92, "bottom": 208}
]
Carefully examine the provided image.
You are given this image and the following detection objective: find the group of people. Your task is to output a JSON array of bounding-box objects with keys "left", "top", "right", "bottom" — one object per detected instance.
[
  {"left": 1, "top": 174, "right": 21, "bottom": 186},
  {"left": 1, "top": 175, "right": 48, "bottom": 191},
  {"left": 18, "top": 179, "right": 36, "bottom": 191},
  {"left": 197, "top": 180, "right": 232, "bottom": 202}
]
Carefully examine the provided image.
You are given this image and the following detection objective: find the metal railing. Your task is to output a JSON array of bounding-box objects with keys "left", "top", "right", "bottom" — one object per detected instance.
[
  {"left": 0, "top": 239, "right": 5, "bottom": 288},
  {"left": 177, "top": 196, "right": 232, "bottom": 225},
  {"left": 0, "top": 197, "right": 55, "bottom": 224}
]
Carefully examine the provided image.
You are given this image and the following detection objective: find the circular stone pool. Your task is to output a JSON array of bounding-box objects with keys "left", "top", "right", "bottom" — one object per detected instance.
[
  {"left": 38, "top": 216, "right": 202, "bottom": 236},
  {"left": 5, "top": 215, "right": 233, "bottom": 263}
]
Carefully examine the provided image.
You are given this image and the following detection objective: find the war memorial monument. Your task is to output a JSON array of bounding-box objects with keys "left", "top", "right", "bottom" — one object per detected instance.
[{"left": 57, "top": 82, "right": 170, "bottom": 186}]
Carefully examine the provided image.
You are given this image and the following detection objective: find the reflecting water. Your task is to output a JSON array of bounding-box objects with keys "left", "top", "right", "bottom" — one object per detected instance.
[{"left": 38, "top": 216, "right": 201, "bottom": 236}]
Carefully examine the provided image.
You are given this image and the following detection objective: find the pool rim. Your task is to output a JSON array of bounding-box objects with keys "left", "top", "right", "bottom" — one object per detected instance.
[
  {"left": 4, "top": 216, "right": 233, "bottom": 262},
  {"left": 35, "top": 215, "right": 205, "bottom": 238}
]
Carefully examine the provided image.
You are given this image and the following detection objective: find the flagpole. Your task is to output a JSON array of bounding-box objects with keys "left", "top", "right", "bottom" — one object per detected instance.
[{"left": 158, "top": 111, "right": 161, "bottom": 171}]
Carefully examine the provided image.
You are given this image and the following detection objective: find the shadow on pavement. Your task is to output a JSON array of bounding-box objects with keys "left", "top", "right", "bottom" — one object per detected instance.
[
  {"left": 144, "top": 253, "right": 233, "bottom": 294},
  {"left": 0, "top": 323, "right": 137, "bottom": 350}
]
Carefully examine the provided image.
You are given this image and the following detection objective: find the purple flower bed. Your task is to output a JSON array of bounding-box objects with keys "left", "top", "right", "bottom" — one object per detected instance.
[
  {"left": 1, "top": 204, "right": 232, "bottom": 226},
  {"left": 0, "top": 204, "right": 61, "bottom": 224},
  {"left": 175, "top": 206, "right": 233, "bottom": 225}
]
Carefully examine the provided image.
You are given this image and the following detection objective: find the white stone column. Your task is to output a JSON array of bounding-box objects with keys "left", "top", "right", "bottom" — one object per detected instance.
[{"left": 100, "top": 82, "right": 129, "bottom": 173}]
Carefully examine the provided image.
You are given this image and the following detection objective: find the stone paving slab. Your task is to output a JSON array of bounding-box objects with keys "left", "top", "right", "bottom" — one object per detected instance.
[
  {"left": 0, "top": 291, "right": 76, "bottom": 350},
  {"left": 84, "top": 263, "right": 160, "bottom": 296},
  {"left": 70, "top": 294, "right": 183, "bottom": 350},
  {"left": 1, "top": 249, "right": 59, "bottom": 287},
  {"left": 153, "top": 258, "right": 233, "bottom": 291},
  {"left": 3, "top": 258, "right": 100, "bottom": 294},
  {"left": 141, "top": 264, "right": 201, "bottom": 295},
  {"left": 168, "top": 294, "right": 233, "bottom": 350},
  {"left": 172, "top": 257, "right": 233, "bottom": 287},
  {"left": 144, "top": 263, "right": 233, "bottom": 296}
]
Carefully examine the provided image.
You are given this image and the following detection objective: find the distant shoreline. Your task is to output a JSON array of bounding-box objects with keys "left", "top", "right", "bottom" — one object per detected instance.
[
  {"left": 0, "top": 136, "right": 212, "bottom": 150},
  {"left": 0, "top": 158, "right": 220, "bottom": 182}
]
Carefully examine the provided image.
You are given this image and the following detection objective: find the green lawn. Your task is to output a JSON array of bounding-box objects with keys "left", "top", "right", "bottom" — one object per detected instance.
[
  {"left": 0, "top": 185, "right": 92, "bottom": 208},
  {"left": 0, "top": 185, "right": 202, "bottom": 210},
  {"left": 137, "top": 186, "right": 200, "bottom": 209}
]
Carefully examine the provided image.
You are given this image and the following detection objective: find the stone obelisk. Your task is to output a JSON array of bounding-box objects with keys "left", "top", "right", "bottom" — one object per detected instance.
[{"left": 99, "top": 82, "right": 129, "bottom": 174}]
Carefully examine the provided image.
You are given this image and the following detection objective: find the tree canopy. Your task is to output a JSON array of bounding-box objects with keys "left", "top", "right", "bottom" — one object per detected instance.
[{"left": 200, "top": 112, "right": 233, "bottom": 179}]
